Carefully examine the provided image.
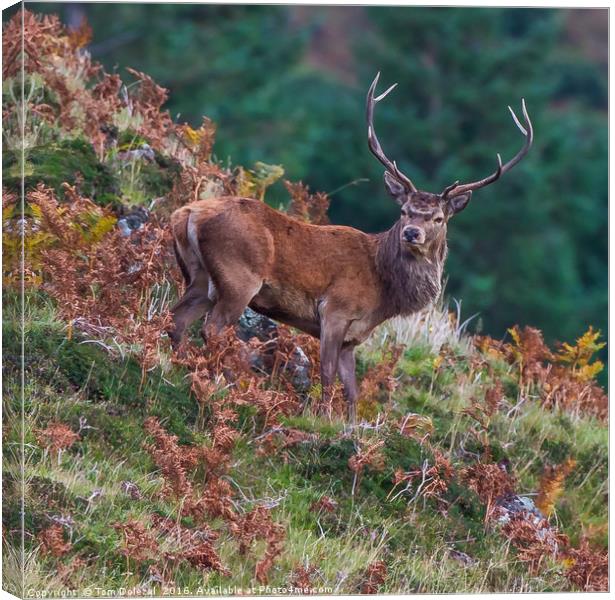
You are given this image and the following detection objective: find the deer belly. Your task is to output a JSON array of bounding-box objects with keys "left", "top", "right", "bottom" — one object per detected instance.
[{"left": 249, "top": 283, "right": 320, "bottom": 337}]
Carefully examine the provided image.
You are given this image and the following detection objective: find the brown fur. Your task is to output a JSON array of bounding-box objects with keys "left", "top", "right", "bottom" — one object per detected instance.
[
  {"left": 169, "top": 191, "right": 452, "bottom": 422},
  {"left": 169, "top": 75, "right": 533, "bottom": 423}
]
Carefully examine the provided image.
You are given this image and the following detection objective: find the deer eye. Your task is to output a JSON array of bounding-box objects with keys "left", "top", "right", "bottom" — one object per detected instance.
[{"left": 434, "top": 216, "right": 444, "bottom": 224}]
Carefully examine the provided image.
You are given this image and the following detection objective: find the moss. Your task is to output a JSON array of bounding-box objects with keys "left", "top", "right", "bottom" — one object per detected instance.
[
  {"left": 540, "top": 437, "right": 573, "bottom": 463},
  {"left": 291, "top": 437, "right": 355, "bottom": 486},
  {"left": 3, "top": 138, "right": 121, "bottom": 205},
  {"left": 28, "top": 476, "right": 78, "bottom": 513},
  {"left": 140, "top": 155, "right": 181, "bottom": 197},
  {"left": 6, "top": 320, "right": 197, "bottom": 446},
  {"left": 117, "top": 130, "right": 150, "bottom": 149},
  {"left": 115, "top": 128, "right": 181, "bottom": 202}
]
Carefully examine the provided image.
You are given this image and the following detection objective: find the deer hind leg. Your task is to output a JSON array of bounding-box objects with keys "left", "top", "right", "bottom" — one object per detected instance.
[
  {"left": 202, "top": 268, "right": 263, "bottom": 339},
  {"left": 338, "top": 344, "right": 359, "bottom": 425},
  {"left": 169, "top": 270, "right": 213, "bottom": 348}
]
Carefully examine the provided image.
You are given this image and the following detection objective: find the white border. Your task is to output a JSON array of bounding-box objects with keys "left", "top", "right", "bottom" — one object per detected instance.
[{"left": 0, "top": 2, "right": 610, "bottom": 599}]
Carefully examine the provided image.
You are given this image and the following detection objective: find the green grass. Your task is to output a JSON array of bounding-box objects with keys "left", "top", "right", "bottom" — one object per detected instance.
[{"left": 2, "top": 291, "right": 608, "bottom": 595}]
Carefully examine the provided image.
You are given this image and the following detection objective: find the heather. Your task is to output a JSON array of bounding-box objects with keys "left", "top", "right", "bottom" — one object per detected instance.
[{"left": 2, "top": 10, "right": 607, "bottom": 596}]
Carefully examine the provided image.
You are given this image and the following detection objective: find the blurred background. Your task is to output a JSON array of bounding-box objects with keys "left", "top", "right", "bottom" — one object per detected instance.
[{"left": 7, "top": 3, "right": 608, "bottom": 351}]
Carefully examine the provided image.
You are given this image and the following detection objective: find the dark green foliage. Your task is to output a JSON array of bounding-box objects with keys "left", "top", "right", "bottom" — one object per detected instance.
[
  {"left": 2, "top": 475, "right": 23, "bottom": 537},
  {"left": 29, "top": 476, "right": 78, "bottom": 513},
  {"left": 382, "top": 431, "right": 425, "bottom": 475},
  {"left": 139, "top": 153, "right": 181, "bottom": 198},
  {"left": 540, "top": 437, "right": 573, "bottom": 464},
  {"left": 359, "top": 7, "right": 606, "bottom": 348},
  {"left": 292, "top": 437, "right": 356, "bottom": 484},
  {"left": 116, "top": 129, "right": 182, "bottom": 200},
  {"left": 4, "top": 305, "right": 197, "bottom": 445},
  {"left": 3, "top": 138, "right": 120, "bottom": 205}
]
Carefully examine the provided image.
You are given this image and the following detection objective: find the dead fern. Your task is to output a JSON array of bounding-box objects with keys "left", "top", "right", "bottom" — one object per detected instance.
[
  {"left": 358, "top": 344, "right": 403, "bottom": 421},
  {"left": 36, "top": 185, "right": 174, "bottom": 372},
  {"left": 180, "top": 542, "right": 230, "bottom": 576},
  {"left": 256, "top": 427, "right": 317, "bottom": 459},
  {"left": 535, "top": 458, "right": 576, "bottom": 518},
  {"left": 397, "top": 413, "right": 434, "bottom": 444},
  {"left": 462, "top": 462, "right": 516, "bottom": 523},
  {"left": 114, "top": 520, "right": 159, "bottom": 563},
  {"left": 35, "top": 422, "right": 79, "bottom": 456},
  {"left": 310, "top": 495, "right": 338, "bottom": 514},
  {"left": 38, "top": 524, "right": 72, "bottom": 557},
  {"left": 234, "top": 505, "right": 286, "bottom": 584},
  {"left": 290, "top": 564, "right": 318, "bottom": 593},
  {"left": 501, "top": 513, "right": 565, "bottom": 573},
  {"left": 349, "top": 439, "right": 386, "bottom": 494},
  {"left": 475, "top": 327, "right": 607, "bottom": 421},
  {"left": 391, "top": 449, "right": 454, "bottom": 504},
  {"left": 143, "top": 417, "right": 196, "bottom": 503},
  {"left": 563, "top": 537, "right": 608, "bottom": 592},
  {"left": 361, "top": 560, "right": 387, "bottom": 594},
  {"left": 285, "top": 180, "right": 330, "bottom": 225}
]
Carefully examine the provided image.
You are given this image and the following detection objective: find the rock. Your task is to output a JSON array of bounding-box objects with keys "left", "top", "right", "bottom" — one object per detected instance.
[
  {"left": 117, "top": 143, "right": 155, "bottom": 163},
  {"left": 495, "top": 494, "right": 544, "bottom": 525},
  {"left": 448, "top": 549, "right": 476, "bottom": 566},
  {"left": 117, "top": 206, "right": 149, "bottom": 236},
  {"left": 286, "top": 345, "right": 312, "bottom": 392},
  {"left": 237, "top": 307, "right": 278, "bottom": 342},
  {"left": 237, "top": 307, "right": 313, "bottom": 393},
  {"left": 495, "top": 494, "right": 562, "bottom": 553}
]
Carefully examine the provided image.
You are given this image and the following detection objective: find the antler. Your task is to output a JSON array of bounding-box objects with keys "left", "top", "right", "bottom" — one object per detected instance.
[
  {"left": 366, "top": 72, "right": 417, "bottom": 193},
  {"left": 441, "top": 99, "right": 533, "bottom": 199}
]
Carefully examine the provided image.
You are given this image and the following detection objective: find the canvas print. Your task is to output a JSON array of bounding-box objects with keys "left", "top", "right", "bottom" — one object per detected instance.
[{"left": 2, "top": 2, "right": 608, "bottom": 596}]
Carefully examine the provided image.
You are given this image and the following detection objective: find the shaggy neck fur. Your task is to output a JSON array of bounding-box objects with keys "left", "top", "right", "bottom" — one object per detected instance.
[{"left": 374, "top": 220, "right": 447, "bottom": 319}]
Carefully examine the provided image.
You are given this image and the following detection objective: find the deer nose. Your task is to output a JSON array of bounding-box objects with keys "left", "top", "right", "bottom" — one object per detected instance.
[{"left": 403, "top": 227, "right": 421, "bottom": 243}]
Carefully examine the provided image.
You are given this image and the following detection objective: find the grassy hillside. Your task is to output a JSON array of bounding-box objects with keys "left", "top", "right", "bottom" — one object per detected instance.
[{"left": 2, "top": 10, "right": 608, "bottom": 595}]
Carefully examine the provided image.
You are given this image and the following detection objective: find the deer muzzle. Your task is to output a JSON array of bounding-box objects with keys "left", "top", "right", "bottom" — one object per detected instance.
[{"left": 402, "top": 226, "right": 425, "bottom": 246}]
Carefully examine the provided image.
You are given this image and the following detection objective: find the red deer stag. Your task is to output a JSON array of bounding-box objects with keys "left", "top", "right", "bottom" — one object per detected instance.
[{"left": 169, "top": 73, "right": 533, "bottom": 422}]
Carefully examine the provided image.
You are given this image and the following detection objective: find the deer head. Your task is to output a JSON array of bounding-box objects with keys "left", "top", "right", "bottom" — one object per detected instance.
[{"left": 366, "top": 72, "right": 533, "bottom": 256}]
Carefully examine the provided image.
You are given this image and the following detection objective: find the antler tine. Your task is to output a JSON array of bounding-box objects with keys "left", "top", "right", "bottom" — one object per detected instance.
[
  {"left": 366, "top": 73, "right": 417, "bottom": 193},
  {"left": 499, "top": 98, "right": 533, "bottom": 174},
  {"left": 441, "top": 99, "right": 533, "bottom": 199},
  {"left": 441, "top": 180, "right": 460, "bottom": 199},
  {"left": 508, "top": 105, "right": 527, "bottom": 135},
  {"left": 375, "top": 82, "right": 398, "bottom": 103}
]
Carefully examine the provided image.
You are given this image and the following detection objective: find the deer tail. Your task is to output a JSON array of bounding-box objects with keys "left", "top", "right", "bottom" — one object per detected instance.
[
  {"left": 173, "top": 238, "right": 191, "bottom": 287},
  {"left": 186, "top": 211, "right": 208, "bottom": 271},
  {"left": 171, "top": 206, "right": 206, "bottom": 287}
]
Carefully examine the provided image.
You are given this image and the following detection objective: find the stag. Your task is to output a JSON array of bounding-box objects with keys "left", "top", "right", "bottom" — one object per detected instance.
[{"left": 169, "top": 73, "right": 533, "bottom": 422}]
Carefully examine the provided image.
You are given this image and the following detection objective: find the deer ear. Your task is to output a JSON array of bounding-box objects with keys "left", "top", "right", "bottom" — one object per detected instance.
[
  {"left": 383, "top": 171, "right": 406, "bottom": 204},
  {"left": 446, "top": 191, "right": 472, "bottom": 215}
]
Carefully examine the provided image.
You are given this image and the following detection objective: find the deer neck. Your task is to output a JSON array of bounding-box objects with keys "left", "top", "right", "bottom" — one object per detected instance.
[{"left": 374, "top": 221, "right": 446, "bottom": 318}]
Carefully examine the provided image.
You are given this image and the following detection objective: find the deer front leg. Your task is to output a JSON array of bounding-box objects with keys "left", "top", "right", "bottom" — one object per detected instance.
[
  {"left": 318, "top": 312, "right": 348, "bottom": 419},
  {"left": 338, "top": 344, "right": 359, "bottom": 424}
]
